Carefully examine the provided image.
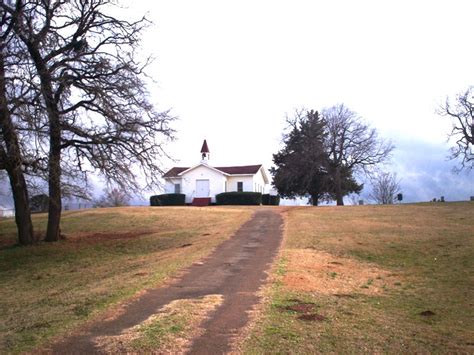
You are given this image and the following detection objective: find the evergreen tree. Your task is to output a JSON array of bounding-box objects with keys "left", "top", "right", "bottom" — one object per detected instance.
[
  {"left": 270, "top": 110, "right": 329, "bottom": 205},
  {"left": 271, "top": 109, "right": 364, "bottom": 205}
]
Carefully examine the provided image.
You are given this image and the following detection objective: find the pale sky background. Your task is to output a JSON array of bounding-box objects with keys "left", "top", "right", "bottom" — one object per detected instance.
[
  {"left": 1, "top": 0, "right": 473, "bottom": 207},
  {"left": 132, "top": 0, "right": 473, "bottom": 203}
]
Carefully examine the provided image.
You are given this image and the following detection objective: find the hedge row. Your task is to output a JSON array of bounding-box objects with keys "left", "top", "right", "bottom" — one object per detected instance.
[
  {"left": 261, "top": 194, "right": 280, "bottom": 206},
  {"left": 150, "top": 192, "right": 280, "bottom": 206},
  {"left": 150, "top": 193, "right": 185, "bottom": 206},
  {"left": 215, "top": 192, "right": 262, "bottom": 205}
]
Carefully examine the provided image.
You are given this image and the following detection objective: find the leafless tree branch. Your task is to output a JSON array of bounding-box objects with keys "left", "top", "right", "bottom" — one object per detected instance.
[{"left": 439, "top": 87, "right": 474, "bottom": 171}]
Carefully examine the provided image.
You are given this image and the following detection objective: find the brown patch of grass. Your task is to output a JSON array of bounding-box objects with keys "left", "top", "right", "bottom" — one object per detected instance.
[
  {"left": 283, "top": 249, "right": 396, "bottom": 295},
  {"left": 94, "top": 294, "right": 223, "bottom": 353},
  {"left": 282, "top": 302, "right": 316, "bottom": 313},
  {"left": 67, "top": 230, "right": 154, "bottom": 244},
  {"left": 297, "top": 313, "right": 326, "bottom": 322},
  {"left": 419, "top": 310, "right": 436, "bottom": 317}
]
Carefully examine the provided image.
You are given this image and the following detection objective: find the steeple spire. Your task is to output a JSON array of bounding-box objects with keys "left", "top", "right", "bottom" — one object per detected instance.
[{"left": 200, "top": 139, "right": 210, "bottom": 162}]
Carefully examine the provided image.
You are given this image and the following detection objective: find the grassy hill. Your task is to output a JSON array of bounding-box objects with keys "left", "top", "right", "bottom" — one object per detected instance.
[
  {"left": 1, "top": 202, "right": 472, "bottom": 353},
  {"left": 244, "top": 202, "right": 474, "bottom": 353}
]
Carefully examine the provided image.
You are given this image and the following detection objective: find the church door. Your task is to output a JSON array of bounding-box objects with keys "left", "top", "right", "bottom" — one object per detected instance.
[{"left": 195, "top": 179, "right": 210, "bottom": 197}]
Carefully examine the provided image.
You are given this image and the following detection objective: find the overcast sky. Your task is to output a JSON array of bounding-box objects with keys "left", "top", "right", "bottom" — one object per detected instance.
[
  {"left": 130, "top": 0, "right": 472, "bottom": 203},
  {"left": 1, "top": 1, "right": 472, "bottom": 207}
]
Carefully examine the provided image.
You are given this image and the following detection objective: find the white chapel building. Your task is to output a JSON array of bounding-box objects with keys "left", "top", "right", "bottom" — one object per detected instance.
[{"left": 163, "top": 140, "right": 269, "bottom": 205}]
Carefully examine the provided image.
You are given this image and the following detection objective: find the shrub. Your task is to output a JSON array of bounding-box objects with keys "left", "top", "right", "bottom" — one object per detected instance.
[
  {"left": 269, "top": 195, "right": 280, "bottom": 206},
  {"left": 262, "top": 194, "right": 280, "bottom": 206},
  {"left": 150, "top": 193, "right": 185, "bottom": 206},
  {"left": 215, "top": 192, "right": 262, "bottom": 205}
]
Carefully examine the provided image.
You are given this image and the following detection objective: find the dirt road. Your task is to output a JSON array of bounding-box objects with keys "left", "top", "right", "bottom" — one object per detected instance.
[{"left": 50, "top": 208, "right": 283, "bottom": 354}]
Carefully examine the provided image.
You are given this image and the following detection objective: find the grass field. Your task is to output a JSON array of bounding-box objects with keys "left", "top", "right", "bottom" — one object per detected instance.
[
  {"left": 1, "top": 203, "right": 473, "bottom": 353},
  {"left": 0, "top": 206, "right": 252, "bottom": 353},
  {"left": 244, "top": 202, "right": 474, "bottom": 353}
]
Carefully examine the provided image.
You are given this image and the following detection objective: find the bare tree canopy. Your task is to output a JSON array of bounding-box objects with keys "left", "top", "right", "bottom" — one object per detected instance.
[
  {"left": 439, "top": 87, "right": 474, "bottom": 170},
  {"left": 322, "top": 104, "right": 394, "bottom": 205},
  {"left": 369, "top": 171, "right": 402, "bottom": 205},
  {"left": 1, "top": 0, "right": 175, "bottom": 242},
  {"left": 94, "top": 187, "right": 130, "bottom": 208}
]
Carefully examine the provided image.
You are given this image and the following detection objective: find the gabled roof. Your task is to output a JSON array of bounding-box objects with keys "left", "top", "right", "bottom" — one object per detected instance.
[
  {"left": 177, "top": 163, "right": 230, "bottom": 177},
  {"left": 162, "top": 167, "right": 189, "bottom": 178},
  {"left": 162, "top": 164, "right": 264, "bottom": 178}
]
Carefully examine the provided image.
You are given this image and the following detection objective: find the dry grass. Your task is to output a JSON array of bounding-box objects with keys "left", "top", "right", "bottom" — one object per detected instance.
[
  {"left": 0, "top": 206, "right": 252, "bottom": 353},
  {"left": 283, "top": 249, "right": 398, "bottom": 295},
  {"left": 94, "top": 294, "right": 223, "bottom": 353},
  {"left": 244, "top": 202, "right": 474, "bottom": 353}
]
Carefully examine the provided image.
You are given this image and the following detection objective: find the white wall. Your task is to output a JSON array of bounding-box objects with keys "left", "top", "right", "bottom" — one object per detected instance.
[
  {"left": 164, "top": 178, "right": 182, "bottom": 194},
  {"left": 226, "top": 176, "right": 253, "bottom": 192},
  {"left": 252, "top": 168, "right": 267, "bottom": 193},
  {"left": 179, "top": 165, "right": 227, "bottom": 203}
]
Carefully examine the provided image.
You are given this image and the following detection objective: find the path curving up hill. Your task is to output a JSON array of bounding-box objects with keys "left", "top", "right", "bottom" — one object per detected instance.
[{"left": 50, "top": 209, "right": 284, "bottom": 354}]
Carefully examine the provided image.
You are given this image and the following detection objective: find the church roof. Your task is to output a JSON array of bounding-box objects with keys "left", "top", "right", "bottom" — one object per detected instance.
[
  {"left": 200, "top": 139, "right": 210, "bottom": 153},
  {"left": 215, "top": 165, "right": 262, "bottom": 174},
  {"left": 163, "top": 164, "right": 263, "bottom": 178},
  {"left": 162, "top": 167, "right": 189, "bottom": 178}
]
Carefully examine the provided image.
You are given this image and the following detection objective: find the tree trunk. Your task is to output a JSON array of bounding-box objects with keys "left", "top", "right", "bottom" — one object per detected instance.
[
  {"left": 7, "top": 166, "right": 36, "bottom": 244},
  {"left": 334, "top": 166, "right": 344, "bottom": 206},
  {"left": 26, "top": 45, "right": 62, "bottom": 242},
  {"left": 45, "top": 125, "right": 62, "bottom": 242},
  {"left": 43, "top": 80, "right": 62, "bottom": 242},
  {"left": 310, "top": 194, "right": 319, "bottom": 206},
  {"left": 0, "top": 50, "right": 36, "bottom": 245}
]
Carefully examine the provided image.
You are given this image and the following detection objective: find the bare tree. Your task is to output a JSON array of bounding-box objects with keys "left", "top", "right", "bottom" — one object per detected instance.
[
  {"left": 3, "top": 0, "right": 174, "bottom": 241},
  {"left": 94, "top": 187, "right": 130, "bottom": 208},
  {"left": 369, "top": 171, "right": 402, "bottom": 205},
  {"left": 0, "top": 6, "right": 36, "bottom": 245},
  {"left": 439, "top": 87, "right": 474, "bottom": 170},
  {"left": 322, "top": 104, "right": 394, "bottom": 205}
]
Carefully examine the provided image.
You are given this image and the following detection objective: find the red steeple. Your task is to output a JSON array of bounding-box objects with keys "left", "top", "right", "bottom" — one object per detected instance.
[
  {"left": 200, "top": 139, "right": 210, "bottom": 161},
  {"left": 200, "top": 139, "right": 209, "bottom": 154}
]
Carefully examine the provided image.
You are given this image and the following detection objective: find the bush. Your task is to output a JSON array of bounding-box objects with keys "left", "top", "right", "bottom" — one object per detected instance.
[
  {"left": 215, "top": 192, "right": 262, "bottom": 205},
  {"left": 270, "top": 195, "right": 280, "bottom": 206},
  {"left": 262, "top": 194, "right": 280, "bottom": 206},
  {"left": 150, "top": 193, "right": 185, "bottom": 206}
]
